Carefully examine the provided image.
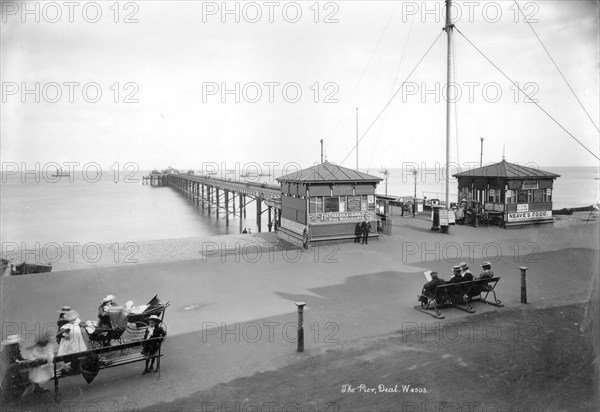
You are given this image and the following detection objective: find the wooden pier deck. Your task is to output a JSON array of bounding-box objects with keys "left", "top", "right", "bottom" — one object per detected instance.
[{"left": 144, "top": 173, "right": 281, "bottom": 233}]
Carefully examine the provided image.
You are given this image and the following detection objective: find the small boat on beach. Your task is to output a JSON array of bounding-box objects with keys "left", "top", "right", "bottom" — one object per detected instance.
[{"left": 9, "top": 262, "right": 53, "bottom": 276}]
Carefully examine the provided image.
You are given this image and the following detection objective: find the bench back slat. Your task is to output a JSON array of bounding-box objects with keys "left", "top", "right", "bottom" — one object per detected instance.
[{"left": 54, "top": 336, "right": 164, "bottom": 363}]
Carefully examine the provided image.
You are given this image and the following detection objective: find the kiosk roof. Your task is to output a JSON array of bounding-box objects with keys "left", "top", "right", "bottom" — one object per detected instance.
[
  {"left": 453, "top": 160, "right": 560, "bottom": 179},
  {"left": 277, "top": 162, "right": 383, "bottom": 183}
]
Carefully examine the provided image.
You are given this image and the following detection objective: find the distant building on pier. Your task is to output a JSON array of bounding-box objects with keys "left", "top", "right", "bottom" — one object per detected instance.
[
  {"left": 276, "top": 162, "right": 383, "bottom": 246},
  {"left": 453, "top": 159, "right": 560, "bottom": 227}
]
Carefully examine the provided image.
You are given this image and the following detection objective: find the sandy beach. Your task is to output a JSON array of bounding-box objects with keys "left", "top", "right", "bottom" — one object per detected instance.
[{"left": 1, "top": 215, "right": 598, "bottom": 411}]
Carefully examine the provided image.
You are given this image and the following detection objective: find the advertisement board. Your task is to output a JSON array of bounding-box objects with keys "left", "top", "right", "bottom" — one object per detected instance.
[
  {"left": 507, "top": 210, "right": 552, "bottom": 222},
  {"left": 308, "top": 211, "right": 376, "bottom": 225}
]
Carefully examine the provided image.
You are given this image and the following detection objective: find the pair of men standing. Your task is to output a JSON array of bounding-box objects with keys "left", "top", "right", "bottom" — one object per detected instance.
[{"left": 354, "top": 221, "right": 371, "bottom": 244}]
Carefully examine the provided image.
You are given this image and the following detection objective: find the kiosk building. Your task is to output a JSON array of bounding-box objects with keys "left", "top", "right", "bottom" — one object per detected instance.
[
  {"left": 453, "top": 160, "right": 560, "bottom": 227},
  {"left": 276, "top": 162, "right": 383, "bottom": 246}
]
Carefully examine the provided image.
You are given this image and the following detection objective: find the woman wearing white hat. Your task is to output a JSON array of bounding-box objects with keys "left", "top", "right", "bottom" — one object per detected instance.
[
  {"left": 97, "top": 295, "right": 118, "bottom": 331},
  {"left": 57, "top": 310, "right": 91, "bottom": 357},
  {"left": 0, "top": 335, "right": 28, "bottom": 403}
]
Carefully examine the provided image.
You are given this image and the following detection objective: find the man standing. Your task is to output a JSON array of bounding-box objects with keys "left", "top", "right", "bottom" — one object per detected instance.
[{"left": 361, "top": 220, "right": 370, "bottom": 245}]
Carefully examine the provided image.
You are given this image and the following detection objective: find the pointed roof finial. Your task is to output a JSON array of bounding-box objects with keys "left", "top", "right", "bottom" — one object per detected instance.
[{"left": 502, "top": 145, "right": 506, "bottom": 161}]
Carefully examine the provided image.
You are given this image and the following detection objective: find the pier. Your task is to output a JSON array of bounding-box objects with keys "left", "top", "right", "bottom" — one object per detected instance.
[{"left": 146, "top": 173, "right": 282, "bottom": 233}]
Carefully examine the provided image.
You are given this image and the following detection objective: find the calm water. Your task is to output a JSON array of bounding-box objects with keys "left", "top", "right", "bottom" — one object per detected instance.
[{"left": 1, "top": 166, "right": 598, "bottom": 245}]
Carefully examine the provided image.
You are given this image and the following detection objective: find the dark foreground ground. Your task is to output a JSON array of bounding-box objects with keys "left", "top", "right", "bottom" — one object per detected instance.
[{"left": 146, "top": 302, "right": 598, "bottom": 412}]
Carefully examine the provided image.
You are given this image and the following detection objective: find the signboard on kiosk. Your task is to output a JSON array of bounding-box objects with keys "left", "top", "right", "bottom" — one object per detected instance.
[
  {"left": 281, "top": 218, "right": 306, "bottom": 235},
  {"left": 308, "top": 211, "right": 376, "bottom": 225},
  {"left": 507, "top": 210, "right": 552, "bottom": 222}
]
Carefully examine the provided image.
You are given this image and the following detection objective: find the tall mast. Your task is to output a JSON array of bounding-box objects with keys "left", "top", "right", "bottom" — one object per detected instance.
[
  {"left": 445, "top": 0, "right": 453, "bottom": 212},
  {"left": 356, "top": 107, "right": 359, "bottom": 171}
]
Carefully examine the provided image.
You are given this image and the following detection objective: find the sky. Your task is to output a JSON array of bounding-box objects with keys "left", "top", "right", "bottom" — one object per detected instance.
[{"left": 1, "top": 0, "right": 599, "bottom": 173}]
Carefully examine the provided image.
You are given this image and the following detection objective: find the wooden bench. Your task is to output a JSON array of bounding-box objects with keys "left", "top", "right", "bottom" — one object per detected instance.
[
  {"left": 415, "top": 276, "right": 503, "bottom": 319},
  {"left": 16, "top": 337, "right": 164, "bottom": 401}
]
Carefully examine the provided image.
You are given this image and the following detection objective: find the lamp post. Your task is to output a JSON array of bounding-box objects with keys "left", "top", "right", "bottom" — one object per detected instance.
[{"left": 413, "top": 170, "right": 417, "bottom": 216}]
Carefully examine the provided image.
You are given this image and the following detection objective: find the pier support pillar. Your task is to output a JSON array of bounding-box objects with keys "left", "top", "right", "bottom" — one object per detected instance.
[
  {"left": 201, "top": 184, "right": 205, "bottom": 210},
  {"left": 224, "top": 190, "right": 229, "bottom": 224},
  {"left": 208, "top": 186, "right": 211, "bottom": 214},
  {"left": 268, "top": 206, "right": 272, "bottom": 232},
  {"left": 216, "top": 188, "right": 220, "bottom": 217},
  {"left": 256, "top": 197, "right": 262, "bottom": 233}
]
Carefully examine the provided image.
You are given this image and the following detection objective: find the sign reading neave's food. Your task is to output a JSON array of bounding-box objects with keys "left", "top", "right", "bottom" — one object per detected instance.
[{"left": 507, "top": 210, "right": 552, "bottom": 222}]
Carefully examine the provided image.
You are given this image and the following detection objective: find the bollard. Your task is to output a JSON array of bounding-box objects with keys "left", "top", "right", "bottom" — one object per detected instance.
[
  {"left": 519, "top": 267, "right": 528, "bottom": 304},
  {"left": 295, "top": 302, "right": 306, "bottom": 352}
]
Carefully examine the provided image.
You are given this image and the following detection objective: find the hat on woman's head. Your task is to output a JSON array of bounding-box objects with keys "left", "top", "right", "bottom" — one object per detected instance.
[
  {"left": 1, "top": 335, "right": 23, "bottom": 345},
  {"left": 63, "top": 310, "right": 80, "bottom": 322},
  {"left": 146, "top": 315, "right": 161, "bottom": 323},
  {"left": 102, "top": 295, "right": 116, "bottom": 303},
  {"left": 57, "top": 306, "right": 71, "bottom": 313}
]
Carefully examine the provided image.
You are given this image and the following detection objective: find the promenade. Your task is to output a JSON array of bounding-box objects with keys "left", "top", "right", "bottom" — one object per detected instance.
[{"left": 1, "top": 215, "right": 598, "bottom": 411}]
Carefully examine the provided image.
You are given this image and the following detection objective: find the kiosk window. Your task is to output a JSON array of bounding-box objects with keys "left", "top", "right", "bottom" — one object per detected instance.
[
  {"left": 347, "top": 196, "right": 361, "bottom": 211},
  {"left": 324, "top": 197, "right": 339, "bottom": 213},
  {"left": 339, "top": 196, "right": 346, "bottom": 213},
  {"left": 368, "top": 195, "right": 375, "bottom": 211},
  {"left": 361, "top": 195, "right": 368, "bottom": 211},
  {"left": 488, "top": 189, "right": 499, "bottom": 203},
  {"left": 310, "top": 197, "right": 323, "bottom": 213}
]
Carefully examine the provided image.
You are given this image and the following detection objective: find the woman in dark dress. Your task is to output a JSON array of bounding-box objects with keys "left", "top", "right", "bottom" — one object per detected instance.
[
  {"left": 141, "top": 315, "right": 167, "bottom": 375},
  {"left": 0, "top": 335, "right": 28, "bottom": 404}
]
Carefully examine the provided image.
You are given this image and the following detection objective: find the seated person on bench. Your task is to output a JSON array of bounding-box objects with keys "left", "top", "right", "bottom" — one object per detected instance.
[
  {"left": 57, "top": 310, "right": 91, "bottom": 373},
  {"left": 423, "top": 272, "right": 445, "bottom": 294},
  {"left": 419, "top": 272, "right": 445, "bottom": 305},
  {"left": 447, "top": 265, "right": 467, "bottom": 303},
  {"left": 459, "top": 262, "right": 474, "bottom": 281},
  {"left": 448, "top": 265, "right": 463, "bottom": 283},
  {"left": 478, "top": 262, "right": 494, "bottom": 279}
]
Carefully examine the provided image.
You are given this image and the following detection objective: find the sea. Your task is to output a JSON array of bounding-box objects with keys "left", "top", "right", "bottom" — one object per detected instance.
[{"left": 1, "top": 166, "right": 598, "bottom": 246}]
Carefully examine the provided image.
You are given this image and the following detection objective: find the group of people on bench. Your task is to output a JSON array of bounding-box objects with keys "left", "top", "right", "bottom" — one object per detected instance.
[
  {"left": 422, "top": 262, "right": 494, "bottom": 299},
  {"left": 0, "top": 295, "right": 166, "bottom": 403}
]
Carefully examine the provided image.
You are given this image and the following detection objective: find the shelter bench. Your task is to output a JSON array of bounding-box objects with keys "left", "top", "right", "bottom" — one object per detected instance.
[{"left": 415, "top": 276, "right": 503, "bottom": 319}]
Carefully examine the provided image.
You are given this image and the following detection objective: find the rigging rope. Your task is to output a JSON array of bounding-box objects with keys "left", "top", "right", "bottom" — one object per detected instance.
[
  {"left": 367, "top": 13, "right": 416, "bottom": 173},
  {"left": 455, "top": 26, "right": 600, "bottom": 162},
  {"left": 340, "top": 30, "right": 444, "bottom": 166},
  {"left": 514, "top": 0, "right": 600, "bottom": 134},
  {"left": 329, "top": 3, "right": 400, "bottom": 141}
]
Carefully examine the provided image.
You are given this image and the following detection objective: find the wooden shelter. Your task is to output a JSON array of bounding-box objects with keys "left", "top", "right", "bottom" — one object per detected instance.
[
  {"left": 453, "top": 160, "right": 560, "bottom": 227},
  {"left": 276, "top": 162, "right": 383, "bottom": 246}
]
